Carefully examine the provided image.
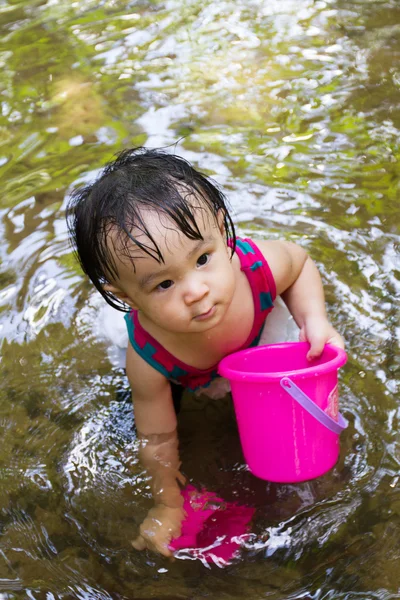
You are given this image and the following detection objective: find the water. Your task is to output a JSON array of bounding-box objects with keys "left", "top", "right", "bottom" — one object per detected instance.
[{"left": 0, "top": 0, "right": 399, "bottom": 597}]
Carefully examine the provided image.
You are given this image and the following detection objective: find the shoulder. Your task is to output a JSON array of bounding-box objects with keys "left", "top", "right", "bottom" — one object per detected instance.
[
  {"left": 126, "top": 342, "right": 169, "bottom": 398},
  {"left": 250, "top": 239, "right": 308, "bottom": 295},
  {"left": 253, "top": 239, "right": 307, "bottom": 265}
]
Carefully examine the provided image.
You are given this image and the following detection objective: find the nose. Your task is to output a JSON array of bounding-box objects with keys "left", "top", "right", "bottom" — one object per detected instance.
[{"left": 182, "top": 274, "right": 209, "bottom": 305}]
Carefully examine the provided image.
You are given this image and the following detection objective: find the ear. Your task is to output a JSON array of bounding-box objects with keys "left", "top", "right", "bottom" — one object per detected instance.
[
  {"left": 216, "top": 209, "right": 226, "bottom": 236},
  {"left": 102, "top": 284, "right": 139, "bottom": 310},
  {"left": 216, "top": 210, "right": 231, "bottom": 256}
]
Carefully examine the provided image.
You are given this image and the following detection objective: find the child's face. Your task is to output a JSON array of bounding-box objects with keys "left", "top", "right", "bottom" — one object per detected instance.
[{"left": 106, "top": 208, "right": 237, "bottom": 335}]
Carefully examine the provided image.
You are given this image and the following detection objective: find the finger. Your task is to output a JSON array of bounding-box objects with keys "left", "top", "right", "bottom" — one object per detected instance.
[
  {"left": 298, "top": 328, "right": 307, "bottom": 342},
  {"left": 307, "top": 338, "right": 325, "bottom": 360},
  {"left": 154, "top": 540, "right": 173, "bottom": 557},
  {"left": 131, "top": 535, "right": 147, "bottom": 551},
  {"left": 177, "top": 471, "right": 187, "bottom": 486}
]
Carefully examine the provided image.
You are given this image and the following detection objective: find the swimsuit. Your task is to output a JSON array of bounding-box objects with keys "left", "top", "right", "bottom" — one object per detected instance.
[{"left": 124, "top": 238, "right": 276, "bottom": 391}]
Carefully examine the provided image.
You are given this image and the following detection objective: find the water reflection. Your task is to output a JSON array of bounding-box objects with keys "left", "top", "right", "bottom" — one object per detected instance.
[{"left": 0, "top": 0, "right": 399, "bottom": 597}]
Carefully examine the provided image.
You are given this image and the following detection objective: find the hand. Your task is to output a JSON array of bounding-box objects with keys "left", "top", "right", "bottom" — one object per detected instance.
[
  {"left": 299, "top": 315, "right": 345, "bottom": 360},
  {"left": 132, "top": 504, "right": 186, "bottom": 557}
]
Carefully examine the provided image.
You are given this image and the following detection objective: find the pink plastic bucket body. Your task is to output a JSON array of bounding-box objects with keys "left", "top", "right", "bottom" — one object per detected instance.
[{"left": 218, "top": 342, "right": 347, "bottom": 483}]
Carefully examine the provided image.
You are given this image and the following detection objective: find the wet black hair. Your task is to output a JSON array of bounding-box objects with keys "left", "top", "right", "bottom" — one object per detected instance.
[{"left": 66, "top": 147, "right": 236, "bottom": 312}]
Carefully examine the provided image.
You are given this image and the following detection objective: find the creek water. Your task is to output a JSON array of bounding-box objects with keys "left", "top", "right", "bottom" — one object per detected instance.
[{"left": 0, "top": 0, "right": 399, "bottom": 598}]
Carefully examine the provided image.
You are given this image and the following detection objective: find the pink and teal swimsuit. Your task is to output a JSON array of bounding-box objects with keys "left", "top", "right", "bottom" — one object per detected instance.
[{"left": 124, "top": 238, "right": 276, "bottom": 392}]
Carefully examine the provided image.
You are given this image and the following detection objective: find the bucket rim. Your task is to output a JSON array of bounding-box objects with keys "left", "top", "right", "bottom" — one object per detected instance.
[{"left": 218, "top": 341, "right": 347, "bottom": 382}]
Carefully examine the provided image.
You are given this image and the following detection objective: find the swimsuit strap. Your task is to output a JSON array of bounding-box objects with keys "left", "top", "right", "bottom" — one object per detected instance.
[
  {"left": 231, "top": 238, "right": 276, "bottom": 346},
  {"left": 124, "top": 237, "right": 276, "bottom": 391}
]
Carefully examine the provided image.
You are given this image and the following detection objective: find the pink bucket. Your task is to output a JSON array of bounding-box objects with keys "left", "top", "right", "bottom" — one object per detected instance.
[{"left": 218, "top": 342, "right": 348, "bottom": 483}]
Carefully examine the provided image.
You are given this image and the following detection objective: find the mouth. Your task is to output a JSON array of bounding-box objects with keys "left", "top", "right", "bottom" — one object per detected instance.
[{"left": 193, "top": 305, "right": 216, "bottom": 321}]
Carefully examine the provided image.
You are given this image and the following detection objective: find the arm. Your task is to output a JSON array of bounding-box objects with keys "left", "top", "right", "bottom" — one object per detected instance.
[
  {"left": 258, "top": 240, "right": 344, "bottom": 358},
  {"left": 126, "top": 342, "right": 185, "bottom": 556}
]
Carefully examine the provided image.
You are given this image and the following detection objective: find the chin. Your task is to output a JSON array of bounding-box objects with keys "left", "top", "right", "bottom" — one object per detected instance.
[
  {"left": 197, "top": 308, "right": 225, "bottom": 331},
  {"left": 191, "top": 322, "right": 218, "bottom": 334}
]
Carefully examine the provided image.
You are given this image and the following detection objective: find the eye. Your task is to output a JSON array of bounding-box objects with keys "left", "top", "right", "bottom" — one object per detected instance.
[
  {"left": 197, "top": 253, "right": 210, "bottom": 267},
  {"left": 157, "top": 279, "right": 173, "bottom": 291}
]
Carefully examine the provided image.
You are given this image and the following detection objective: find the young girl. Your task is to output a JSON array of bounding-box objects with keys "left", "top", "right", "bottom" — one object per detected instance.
[{"left": 67, "top": 147, "right": 344, "bottom": 557}]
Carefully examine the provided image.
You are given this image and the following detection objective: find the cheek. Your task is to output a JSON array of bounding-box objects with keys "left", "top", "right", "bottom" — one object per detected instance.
[
  {"left": 217, "top": 261, "right": 235, "bottom": 291},
  {"left": 228, "top": 271, "right": 236, "bottom": 294},
  {"left": 152, "top": 293, "right": 179, "bottom": 315}
]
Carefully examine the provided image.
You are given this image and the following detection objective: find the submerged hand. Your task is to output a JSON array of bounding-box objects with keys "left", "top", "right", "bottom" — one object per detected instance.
[
  {"left": 299, "top": 316, "right": 345, "bottom": 360},
  {"left": 132, "top": 505, "right": 185, "bottom": 557}
]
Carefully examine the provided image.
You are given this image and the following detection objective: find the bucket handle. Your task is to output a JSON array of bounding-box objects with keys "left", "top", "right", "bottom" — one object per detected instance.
[{"left": 280, "top": 377, "right": 348, "bottom": 434}]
